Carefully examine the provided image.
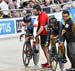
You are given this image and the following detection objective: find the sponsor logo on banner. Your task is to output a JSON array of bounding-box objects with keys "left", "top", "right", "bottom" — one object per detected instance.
[
  {"left": 0, "top": 20, "right": 15, "bottom": 35},
  {"left": 16, "top": 19, "right": 23, "bottom": 33}
]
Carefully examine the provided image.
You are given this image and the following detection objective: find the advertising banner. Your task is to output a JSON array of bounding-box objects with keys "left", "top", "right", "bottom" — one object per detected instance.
[
  {"left": 0, "top": 19, "right": 15, "bottom": 35},
  {"left": 0, "top": 8, "right": 75, "bottom": 38},
  {"left": 16, "top": 18, "right": 23, "bottom": 33}
]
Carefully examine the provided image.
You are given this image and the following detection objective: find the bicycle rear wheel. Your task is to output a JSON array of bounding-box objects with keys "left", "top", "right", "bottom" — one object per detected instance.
[
  {"left": 58, "top": 47, "right": 64, "bottom": 71},
  {"left": 51, "top": 57, "right": 58, "bottom": 71},
  {"left": 33, "top": 44, "right": 39, "bottom": 65},
  {"left": 59, "top": 61, "right": 64, "bottom": 71},
  {"left": 50, "top": 46, "right": 58, "bottom": 71},
  {"left": 22, "top": 41, "right": 31, "bottom": 67}
]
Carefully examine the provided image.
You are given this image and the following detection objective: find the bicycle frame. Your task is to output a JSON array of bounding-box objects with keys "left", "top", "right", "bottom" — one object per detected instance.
[
  {"left": 50, "top": 39, "right": 64, "bottom": 71},
  {"left": 21, "top": 25, "right": 40, "bottom": 66}
]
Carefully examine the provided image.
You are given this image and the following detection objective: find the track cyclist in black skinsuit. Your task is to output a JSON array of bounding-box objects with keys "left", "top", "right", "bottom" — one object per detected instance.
[{"left": 48, "top": 16, "right": 67, "bottom": 63}]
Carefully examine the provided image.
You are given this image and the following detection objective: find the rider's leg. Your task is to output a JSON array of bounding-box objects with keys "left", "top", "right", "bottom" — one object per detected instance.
[
  {"left": 50, "top": 35, "right": 56, "bottom": 54},
  {"left": 35, "top": 37, "right": 39, "bottom": 44},
  {"left": 59, "top": 42, "right": 66, "bottom": 58},
  {"left": 50, "top": 35, "right": 55, "bottom": 47},
  {"left": 46, "top": 32, "right": 51, "bottom": 46},
  {"left": 35, "top": 37, "right": 39, "bottom": 51},
  {"left": 59, "top": 41, "right": 67, "bottom": 63},
  {"left": 40, "top": 35, "right": 51, "bottom": 67},
  {"left": 42, "top": 45, "right": 50, "bottom": 64},
  {"left": 59, "top": 36, "right": 67, "bottom": 59}
]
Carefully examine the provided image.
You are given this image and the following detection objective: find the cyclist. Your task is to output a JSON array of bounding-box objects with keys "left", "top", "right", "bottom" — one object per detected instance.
[
  {"left": 48, "top": 16, "right": 67, "bottom": 63},
  {"left": 20, "top": 14, "right": 33, "bottom": 38},
  {"left": 20, "top": 14, "right": 40, "bottom": 53},
  {"left": 62, "top": 10, "right": 75, "bottom": 69},
  {"left": 33, "top": 4, "right": 51, "bottom": 68}
]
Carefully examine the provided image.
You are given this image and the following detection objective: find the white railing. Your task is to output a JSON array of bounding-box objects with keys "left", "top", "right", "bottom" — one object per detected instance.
[{"left": 0, "top": 1, "right": 74, "bottom": 18}]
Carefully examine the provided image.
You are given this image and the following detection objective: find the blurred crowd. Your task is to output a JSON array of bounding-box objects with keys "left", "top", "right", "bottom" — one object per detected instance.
[{"left": 0, "top": 0, "right": 75, "bottom": 18}]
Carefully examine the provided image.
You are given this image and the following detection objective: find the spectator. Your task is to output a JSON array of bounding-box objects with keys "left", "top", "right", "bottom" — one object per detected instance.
[
  {"left": 3, "top": 0, "right": 75, "bottom": 17},
  {"left": 20, "top": 1, "right": 32, "bottom": 17},
  {"left": 0, "top": 0, "right": 10, "bottom": 18},
  {"left": 54, "top": 0, "right": 60, "bottom": 4},
  {"left": 31, "top": 0, "right": 39, "bottom": 5},
  {"left": 51, "top": 4, "right": 61, "bottom": 13},
  {"left": 44, "top": 0, "right": 50, "bottom": 6},
  {"left": 53, "top": 6, "right": 61, "bottom": 12},
  {"left": 63, "top": 2, "right": 74, "bottom": 10},
  {"left": 42, "top": 0, "right": 51, "bottom": 13},
  {"left": 5, "top": 0, "right": 20, "bottom": 17},
  {"left": 27, "top": 1, "right": 34, "bottom": 8},
  {"left": 22, "top": 1, "right": 28, "bottom": 8},
  {"left": 72, "top": 1, "right": 75, "bottom": 8},
  {"left": 10, "top": 0, "right": 20, "bottom": 17},
  {"left": 0, "top": 8, "right": 3, "bottom": 19},
  {"left": 59, "top": 0, "right": 65, "bottom": 4},
  {"left": 0, "top": 7, "right": 10, "bottom": 18},
  {"left": 58, "top": 0, "right": 71, "bottom": 4},
  {"left": 4, "top": 0, "right": 11, "bottom": 4}
]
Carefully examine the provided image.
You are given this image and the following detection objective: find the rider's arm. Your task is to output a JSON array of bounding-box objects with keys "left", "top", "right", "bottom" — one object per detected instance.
[
  {"left": 61, "top": 24, "right": 66, "bottom": 36},
  {"left": 56, "top": 22, "right": 63, "bottom": 38},
  {"left": 36, "top": 26, "right": 44, "bottom": 37},
  {"left": 61, "top": 29, "right": 66, "bottom": 36},
  {"left": 36, "top": 14, "right": 48, "bottom": 37}
]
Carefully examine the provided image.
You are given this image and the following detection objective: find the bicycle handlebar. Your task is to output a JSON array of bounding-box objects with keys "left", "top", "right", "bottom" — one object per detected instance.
[
  {"left": 20, "top": 33, "right": 34, "bottom": 41},
  {"left": 54, "top": 38, "right": 62, "bottom": 43}
]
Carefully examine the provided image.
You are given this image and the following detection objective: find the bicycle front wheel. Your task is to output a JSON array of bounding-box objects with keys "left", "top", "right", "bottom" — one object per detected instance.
[
  {"left": 58, "top": 47, "right": 64, "bottom": 71},
  {"left": 50, "top": 47, "right": 58, "bottom": 71},
  {"left": 33, "top": 45, "right": 39, "bottom": 65},
  {"left": 51, "top": 58, "right": 58, "bottom": 71},
  {"left": 22, "top": 41, "right": 31, "bottom": 67},
  {"left": 59, "top": 61, "right": 64, "bottom": 71}
]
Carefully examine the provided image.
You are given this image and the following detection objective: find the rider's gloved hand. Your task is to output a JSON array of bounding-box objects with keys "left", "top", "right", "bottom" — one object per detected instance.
[{"left": 20, "top": 34, "right": 24, "bottom": 41}]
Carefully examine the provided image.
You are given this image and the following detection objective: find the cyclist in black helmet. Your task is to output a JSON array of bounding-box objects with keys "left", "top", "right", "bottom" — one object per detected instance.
[
  {"left": 20, "top": 15, "right": 39, "bottom": 52},
  {"left": 20, "top": 14, "right": 34, "bottom": 40},
  {"left": 48, "top": 16, "right": 67, "bottom": 63},
  {"left": 23, "top": 15, "right": 33, "bottom": 34}
]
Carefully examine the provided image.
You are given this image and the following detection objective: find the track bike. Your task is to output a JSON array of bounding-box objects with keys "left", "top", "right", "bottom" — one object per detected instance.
[
  {"left": 20, "top": 29, "right": 40, "bottom": 67},
  {"left": 49, "top": 39, "right": 64, "bottom": 71}
]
